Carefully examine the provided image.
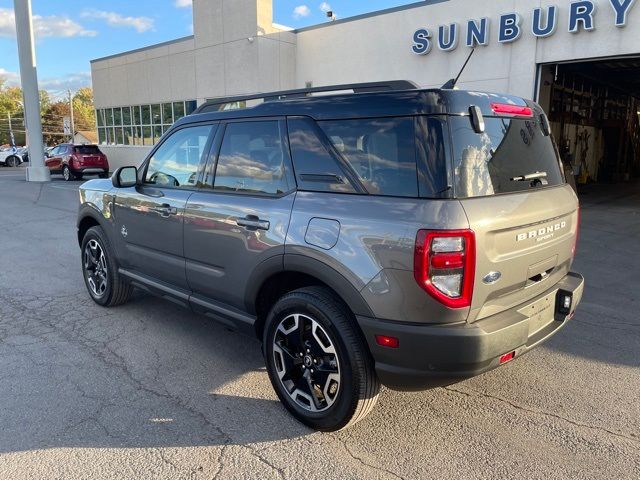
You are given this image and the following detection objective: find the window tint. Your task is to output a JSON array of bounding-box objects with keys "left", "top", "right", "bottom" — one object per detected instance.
[
  {"left": 450, "top": 117, "right": 564, "bottom": 198},
  {"left": 74, "top": 146, "right": 101, "bottom": 155},
  {"left": 145, "top": 125, "right": 213, "bottom": 188},
  {"left": 214, "top": 121, "right": 289, "bottom": 195},
  {"left": 318, "top": 117, "right": 418, "bottom": 197},
  {"left": 287, "top": 117, "right": 356, "bottom": 193}
]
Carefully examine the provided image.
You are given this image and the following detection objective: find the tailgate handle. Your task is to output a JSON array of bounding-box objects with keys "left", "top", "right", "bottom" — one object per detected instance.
[{"left": 529, "top": 268, "right": 554, "bottom": 284}]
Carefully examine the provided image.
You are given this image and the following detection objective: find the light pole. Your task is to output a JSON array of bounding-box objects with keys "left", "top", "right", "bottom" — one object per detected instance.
[
  {"left": 13, "top": 0, "right": 50, "bottom": 182},
  {"left": 68, "top": 89, "right": 75, "bottom": 143}
]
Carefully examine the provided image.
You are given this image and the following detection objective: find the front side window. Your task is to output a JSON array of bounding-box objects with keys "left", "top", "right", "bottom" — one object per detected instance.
[
  {"left": 318, "top": 117, "right": 418, "bottom": 197},
  {"left": 145, "top": 124, "right": 214, "bottom": 188},
  {"left": 213, "top": 121, "right": 289, "bottom": 195}
]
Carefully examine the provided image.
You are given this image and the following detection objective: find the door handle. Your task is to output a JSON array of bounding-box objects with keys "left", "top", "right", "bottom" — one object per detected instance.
[
  {"left": 152, "top": 203, "right": 178, "bottom": 218},
  {"left": 236, "top": 215, "right": 270, "bottom": 231}
]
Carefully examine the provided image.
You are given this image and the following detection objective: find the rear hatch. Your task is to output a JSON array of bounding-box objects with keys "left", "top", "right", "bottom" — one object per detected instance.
[
  {"left": 447, "top": 98, "right": 579, "bottom": 323},
  {"left": 74, "top": 145, "right": 104, "bottom": 166}
]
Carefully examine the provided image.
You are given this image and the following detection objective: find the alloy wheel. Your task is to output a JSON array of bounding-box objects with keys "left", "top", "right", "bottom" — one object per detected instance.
[
  {"left": 63, "top": 167, "right": 71, "bottom": 181},
  {"left": 83, "top": 239, "right": 108, "bottom": 298},
  {"left": 272, "top": 313, "right": 341, "bottom": 412}
]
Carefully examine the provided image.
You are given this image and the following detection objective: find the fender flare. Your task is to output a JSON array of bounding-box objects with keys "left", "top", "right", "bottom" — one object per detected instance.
[
  {"left": 77, "top": 205, "right": 111, "bottom": 246},
  {"left": 245, "top": 253, "right": 375, "bottom": 319}
]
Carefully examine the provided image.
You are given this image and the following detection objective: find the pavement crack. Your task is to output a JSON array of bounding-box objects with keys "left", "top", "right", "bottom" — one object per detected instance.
[
  {"left": 443, "top": 385, "right": 640, "bottom": 446},
  {"left": 335, "top": 437, "right": 407, "bottom": 480}
]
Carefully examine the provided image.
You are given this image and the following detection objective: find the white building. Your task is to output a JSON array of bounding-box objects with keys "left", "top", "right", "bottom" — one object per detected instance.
[{"left": 91, "top": 0, "right": 640, "bottom": 183}]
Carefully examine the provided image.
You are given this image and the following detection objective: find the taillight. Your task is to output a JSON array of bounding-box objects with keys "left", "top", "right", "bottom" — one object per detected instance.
[
  {"left": 414, "top": 230, "right": 476, "bottom": 309},
  {"left": 490, "top": 103, "right": 533, "bottom": 117},
  {"left": 572, "top": 206, "right": 581, "bottom": 257}
]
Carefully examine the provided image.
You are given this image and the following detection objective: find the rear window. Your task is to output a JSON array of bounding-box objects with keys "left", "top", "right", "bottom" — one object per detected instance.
[
  {"left": 318, "top": 117, "right": 418, "bottom": 197},
  {"left": 74, "top": 145, "right": 101, "bottom": 155},
  {"left": 450, "top": 116, "right": 564, "bottom": 198}
]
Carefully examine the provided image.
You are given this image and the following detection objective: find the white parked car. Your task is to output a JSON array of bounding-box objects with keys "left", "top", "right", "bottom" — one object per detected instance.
[{"left": 0, "top": 147, "right": 23, "bottom": 167}]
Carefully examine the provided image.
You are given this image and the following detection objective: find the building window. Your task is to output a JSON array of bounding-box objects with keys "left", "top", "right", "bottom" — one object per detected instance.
[{"left": 95, "top": 100, "right": 197, "bottom": 146}]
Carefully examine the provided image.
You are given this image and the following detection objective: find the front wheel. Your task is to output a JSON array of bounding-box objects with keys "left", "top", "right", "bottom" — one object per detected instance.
[
  {"left": 81, "top": 226, "right": 133, "bottom": 307},
  {"left": 6, "top": 156, "right": 20, "bottom": 167},
  {"left": 264, "top": 287, "right": 380, "bottom": 431}
]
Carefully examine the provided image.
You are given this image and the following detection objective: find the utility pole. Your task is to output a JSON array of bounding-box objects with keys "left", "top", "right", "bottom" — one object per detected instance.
[
  {"left": 13, "top": 0, "right": 50, "bottom": 182},
  {"left": 68, "top": 89, "right": 75, "bottom": 143},
  {"left": 8, "top": 113, "right": 15, "bottom": 147}
]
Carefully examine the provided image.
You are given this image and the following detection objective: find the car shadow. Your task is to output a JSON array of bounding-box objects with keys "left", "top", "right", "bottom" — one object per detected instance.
[{"left": 0, "top": 292, "right": 313, "bottom": 454}]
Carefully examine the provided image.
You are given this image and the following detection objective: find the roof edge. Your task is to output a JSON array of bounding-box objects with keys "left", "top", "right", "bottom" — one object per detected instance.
[{"left": 90, "top": 35, "right": 195, "bottom": 64}]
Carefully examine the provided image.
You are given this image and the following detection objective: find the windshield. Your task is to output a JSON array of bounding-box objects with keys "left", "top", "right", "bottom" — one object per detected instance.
[{"left": 450, "top": 116, "right": 564, "bottom": 198}]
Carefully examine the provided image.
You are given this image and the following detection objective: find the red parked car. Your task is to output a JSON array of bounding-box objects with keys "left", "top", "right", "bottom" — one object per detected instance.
[{"left": 45, "top": 144, "right": 110, "bottom": 181}]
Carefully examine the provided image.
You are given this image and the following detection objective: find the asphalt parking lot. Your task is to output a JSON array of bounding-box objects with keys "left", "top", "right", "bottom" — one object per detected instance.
[{"left": 0, "top": 167, "right": 638, "bottom": 479}]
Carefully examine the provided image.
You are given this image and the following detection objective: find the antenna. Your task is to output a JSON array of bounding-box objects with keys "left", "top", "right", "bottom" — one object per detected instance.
[{"left": 441, "top": 49, "right": 475, "bottom": 89}]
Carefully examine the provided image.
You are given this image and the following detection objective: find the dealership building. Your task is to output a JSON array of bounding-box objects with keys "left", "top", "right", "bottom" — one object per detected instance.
[{"left": 91, "top": 0, "right": 640, "bottom": 184}]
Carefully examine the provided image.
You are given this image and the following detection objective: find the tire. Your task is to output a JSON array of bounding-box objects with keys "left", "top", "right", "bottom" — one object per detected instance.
[
  {"left": 62, "top": 165, "right": 74, "bottom": 181},
  {"left": 263, "top": 286, "right": 380, "bottom": 431},
  {"left": 81, "top": 226, "right": 133, "bottom": 307},
  {"left": 7, "top": 156, "right": 19, "bottom": 167}
]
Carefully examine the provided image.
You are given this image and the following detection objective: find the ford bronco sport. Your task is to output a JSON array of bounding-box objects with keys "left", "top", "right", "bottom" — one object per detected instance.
[{"left": 77, "top": 81, "right": 584, "bottom": 431}]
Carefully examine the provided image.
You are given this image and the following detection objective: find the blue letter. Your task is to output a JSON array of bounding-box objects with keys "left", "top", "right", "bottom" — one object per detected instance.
[
  {"left": 499, "top": 13, "right": 522, "bottom": 42},
  {"left": 569, "top": 1, "right": 596, "bottom": 33},
  {"left": 609, "top": 0, "right": 637, "bottom": 26},
  {"left": 466, "top": 18, "right": 490, "bottom": 47},
  {"left": 412, "top": 28, "right": 432, "bottom": 55},
  {"left": 438, "top": 23, "right": 459, "bottom": 51},
  {"left": 532, "top": 6, "right": 558, "bottom": 37}
]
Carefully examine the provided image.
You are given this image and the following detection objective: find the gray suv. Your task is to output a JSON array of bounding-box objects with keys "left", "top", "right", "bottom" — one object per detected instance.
[{"left": 77, "top": 81, "right": 584, "bottom": 431}]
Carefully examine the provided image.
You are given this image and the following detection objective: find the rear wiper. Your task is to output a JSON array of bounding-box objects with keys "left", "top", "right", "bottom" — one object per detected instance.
[{"left": 510, "top": 172, "right": 547, "bottom": 182}]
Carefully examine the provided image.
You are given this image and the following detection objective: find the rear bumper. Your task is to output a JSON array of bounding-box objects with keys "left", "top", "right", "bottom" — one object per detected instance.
[
  {"left": 357, "top": 272, "right": 584, "bottom": 391},
  {"left": 73, "top": 167, "right": 109, "bottom": 175}
]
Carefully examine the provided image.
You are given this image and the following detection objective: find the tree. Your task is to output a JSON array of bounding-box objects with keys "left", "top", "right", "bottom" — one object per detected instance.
[
  {"left": 0, "top": 76, "right": 95, "bottom": 146},
  {"left": 72, "top": 87, "right": 96, "bottom": 133}
]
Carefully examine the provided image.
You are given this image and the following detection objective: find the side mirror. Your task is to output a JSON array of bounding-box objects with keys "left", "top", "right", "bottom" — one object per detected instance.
[{"left": 112, "top": 166, "right": 139, "bottom": 188}]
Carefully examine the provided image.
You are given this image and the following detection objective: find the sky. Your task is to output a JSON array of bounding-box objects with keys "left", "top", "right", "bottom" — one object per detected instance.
[{"left": 0, "top": 0, "right": 412, "bottom": 99}]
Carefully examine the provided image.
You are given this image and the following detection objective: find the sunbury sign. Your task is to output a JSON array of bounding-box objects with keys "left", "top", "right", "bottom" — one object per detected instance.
[{"left": 412, "top": 0, "right": 636, "bottom": 54}]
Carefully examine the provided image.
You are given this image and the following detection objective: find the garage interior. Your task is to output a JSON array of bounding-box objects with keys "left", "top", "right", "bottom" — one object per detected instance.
[{"left": 538, "top": 57, "right": 640, "bottom": 187}]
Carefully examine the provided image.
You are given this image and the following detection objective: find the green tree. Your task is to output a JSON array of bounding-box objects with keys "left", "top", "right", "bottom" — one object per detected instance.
[{"left": 0, "top": 76, "right": 58, "bottom": 146}]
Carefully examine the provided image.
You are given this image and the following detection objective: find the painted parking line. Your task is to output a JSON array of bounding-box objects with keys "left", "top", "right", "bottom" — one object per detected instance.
[{"left": 49, "top": 184, "right": 81, "bottom": 191}]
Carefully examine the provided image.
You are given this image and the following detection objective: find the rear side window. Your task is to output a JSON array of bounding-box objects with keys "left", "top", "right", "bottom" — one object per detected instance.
[
  {"left": 287, "top": 117, "right": 356, "bottom": 194},
  {"left": 450, "top": 116, "right": 564, "bottom": 198},
  {"left": 74, "top": 145, "right": 101, "bottom": 155},
  {"left": 214, "top": 121, "right": 290, "bottom": 195},
  {"left": 318, "top": 118, "right": 418, "bottom": 197}
]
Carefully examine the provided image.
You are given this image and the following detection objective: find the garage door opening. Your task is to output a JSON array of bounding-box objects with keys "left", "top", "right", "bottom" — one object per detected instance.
[{"left": 537, "top": 57, "right": 640, "bottom": 187}]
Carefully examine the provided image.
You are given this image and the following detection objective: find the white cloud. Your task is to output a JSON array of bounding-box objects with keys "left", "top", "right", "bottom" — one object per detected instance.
[
  {"left": 0, "top": 70, "right": 92, "bottom": 94},
  {"left": 320, "top": 2, "right": 332, "bottom": 13},
  {"left": 0, "top": 68, "right": 20, "bottom": 86},
  {"left": 174, "top": 0, "right": 192, "bottom": 8},
  {"left": 81, "top": 10, "right": 154, "bottom": 33},
  {"left": 0, "top": 8, "right": 97, "bottom": 38},
  {"left": 293, "top": 5, "right": 311, "bottom": 19},
  {"left": 39, "top": 72, "right": 92, "bottom": 93}
]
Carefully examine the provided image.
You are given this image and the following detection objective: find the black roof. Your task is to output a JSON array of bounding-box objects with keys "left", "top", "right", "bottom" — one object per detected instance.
[{"left": 175, "top": 81, "right": 532, "bottom": 128}]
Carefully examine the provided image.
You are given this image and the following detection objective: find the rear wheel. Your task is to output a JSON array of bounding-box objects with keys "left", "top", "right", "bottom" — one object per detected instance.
[
  {"left": 81, "top": 226, "right": 133, "bottom": 307},
  {"left": 62, "top": 165, "right": 73, "bottom": 181},
  {"left": 263, "top": 286, "right": 380, "bottom": 431}
]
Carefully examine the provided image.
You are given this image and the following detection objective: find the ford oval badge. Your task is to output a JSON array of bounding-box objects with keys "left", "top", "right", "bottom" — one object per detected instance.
[{"left": 483, "top": 271, "right": 502, "bottom": 285}]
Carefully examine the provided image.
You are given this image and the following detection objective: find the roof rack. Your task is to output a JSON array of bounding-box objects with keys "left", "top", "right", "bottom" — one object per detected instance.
[{"left": 194, "top": 80, "right": 419, "bottom": 114}]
